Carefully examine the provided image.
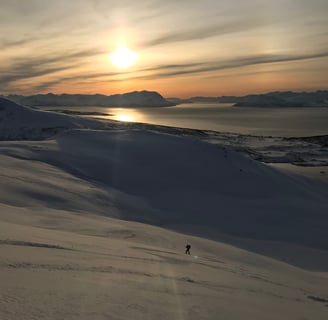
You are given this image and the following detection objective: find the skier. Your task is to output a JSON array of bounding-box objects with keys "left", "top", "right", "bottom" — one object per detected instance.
[{"left": 185, "top": 244, "right": 191, "bottom": 255}]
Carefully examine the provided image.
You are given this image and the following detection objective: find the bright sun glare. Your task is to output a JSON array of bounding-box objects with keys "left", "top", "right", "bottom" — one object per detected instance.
[
  {"left": 115, "top": 114, "right": 133, "bottom": 122},
  {"left": 109, "top": 47, "right": 138, "bottom": 68}
]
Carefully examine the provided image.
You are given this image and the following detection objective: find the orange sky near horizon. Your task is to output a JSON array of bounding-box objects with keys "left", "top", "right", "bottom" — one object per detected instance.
[{"left": 1, "top": 0, "right": 328, "bottom": 97}]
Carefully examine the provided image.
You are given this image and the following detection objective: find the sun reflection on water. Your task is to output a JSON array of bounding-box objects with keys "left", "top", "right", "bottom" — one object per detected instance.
[
  {"left": 109, "top": 108, "right": 145, "bottom": 123},
  {"left": 115, "top": 114, "right": 133, "bottom": 122}
]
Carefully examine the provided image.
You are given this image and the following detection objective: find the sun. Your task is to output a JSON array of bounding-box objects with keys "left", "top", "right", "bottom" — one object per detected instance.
[{"left": 109, "top": 47, "right": 138, "bottom": 68}]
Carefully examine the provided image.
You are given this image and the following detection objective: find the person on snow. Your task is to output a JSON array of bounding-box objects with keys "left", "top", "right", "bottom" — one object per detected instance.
[{"left": 185, "top": 244, "right": 191, "bottom": 255}]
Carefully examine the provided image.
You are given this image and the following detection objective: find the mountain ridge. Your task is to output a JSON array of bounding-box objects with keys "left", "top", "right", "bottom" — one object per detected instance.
[
  {"left": 168, "top": 90, "right": 328, "bottom": 107},
  {"left": 2, "top": 90, "right": 175, "bottom": 108}
]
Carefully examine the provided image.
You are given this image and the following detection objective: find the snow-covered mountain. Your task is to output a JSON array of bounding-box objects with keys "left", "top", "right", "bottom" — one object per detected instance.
[
  {"left": 169, "top": 91, "right": 328, "bottom": 107},
  {"left": 233, "top": 91, "right": 328, "bottom": 107},
  {"left": 3, "top": 90, "right": 175, "bottom": 108}
]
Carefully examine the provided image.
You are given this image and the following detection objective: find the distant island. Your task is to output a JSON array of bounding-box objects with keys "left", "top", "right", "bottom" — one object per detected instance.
[
  {"left": 3, "top": 90, "right": 175, "bottom": 108},
  {"left": 3, "top": 90, "right": 328, "bottom": 108},
  {"left": 168, "top": 90, "right": 328, "bottom": 107}
]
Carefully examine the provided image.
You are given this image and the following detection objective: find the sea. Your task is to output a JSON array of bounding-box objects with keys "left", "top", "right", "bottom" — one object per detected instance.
[{"left": 39, "top": 103, "right": 328, "bottom": 137}]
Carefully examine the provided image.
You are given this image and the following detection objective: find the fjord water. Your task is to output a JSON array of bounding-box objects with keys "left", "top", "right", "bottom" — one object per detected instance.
[{"left": 42, "top": 103, "right": 328, "bottom": 137}]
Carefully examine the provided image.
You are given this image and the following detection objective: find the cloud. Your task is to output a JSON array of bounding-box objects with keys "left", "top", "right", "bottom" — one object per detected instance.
[
  {"left": 26, "top": 70, "right": 130, "bottom": 92},
  {"left": 143, "top": 18, "right": 268, "bottom": 47},
  {"left": 132, "top": 50, "right": 328, "bottom": 79},
  {"left": 0, "top": 48, "right": 106, "bottom": 89},
  {"left": 0, "top": 29, "right": 73, "bottom": 50},
  {"left": 3, "top": 48, "right": 328, "bottom": 94},
  {"left": 46, "top": 49, "right": 328, "bottom": 86},
  {"left": 0, "top": 37, "right": 37, "bottom": 49}
]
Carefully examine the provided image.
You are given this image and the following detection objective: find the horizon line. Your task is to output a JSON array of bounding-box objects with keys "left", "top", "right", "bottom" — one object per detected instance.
[{"left": 2, "top": 88, "right": 328, "bottom": 99}]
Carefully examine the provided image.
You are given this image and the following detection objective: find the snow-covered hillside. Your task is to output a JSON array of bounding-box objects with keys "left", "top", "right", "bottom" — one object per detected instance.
[
  {"left": 1, "top": 204, "right": 328, "bottom": 320},
  {"left": 1, "top": 97, "right": 328, "bottom": 319},
  {"left": 0, "top": 97, "right": 105, "bottom": 140},
  {"left": 2, "top": 128, "right": 327, "bottom": 251},
  {"left": 0, "top": 97, "right": 327, "bottom": 260}
]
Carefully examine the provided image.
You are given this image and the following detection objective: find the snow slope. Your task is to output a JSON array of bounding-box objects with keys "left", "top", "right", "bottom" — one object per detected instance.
[
  {"left": 1, "top": 205, "right": 328, "bottom": 320},
  {"left": 0, "top": 97, "right": 104, "bottom": 140},
  {"left": 1, "top": 97, "right": 328, "bottom": 319},
  {"left": 0, "top": 97, "right": 327, "bottom": 261},
  {"left": 1, "top": 129, "right": 327, "bottom": 251}
]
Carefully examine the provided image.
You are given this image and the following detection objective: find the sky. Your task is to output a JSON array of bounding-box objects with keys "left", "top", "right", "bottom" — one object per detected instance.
[{"left": 1, "top": 0, "right": 328, "bottom": 97}]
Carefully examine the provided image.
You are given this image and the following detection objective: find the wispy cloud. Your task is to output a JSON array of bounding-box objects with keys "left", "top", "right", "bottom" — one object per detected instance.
[
  {"left": 1, "top": 1, "right": 327, "bottom": 94},
  {"left": 0, "top": 37, "right": 37, "bottom": 49},
  {"left": 27, "top": 70, "right": 130, "bottom": 92},
  {"left": 143, "top": 18, "right": 268, "bottom": 47},
  {"left": 22, "top": 49, "right": 328, "bottom": 93},
  {"left": 133, "top": 50, "right": 328, "bottom": 79},
  {"left": 0, "top": 48, "right": 106, "bottom": 89},
  {"left": 0, "top": 29, "right": 73, "bottom": 50}
]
